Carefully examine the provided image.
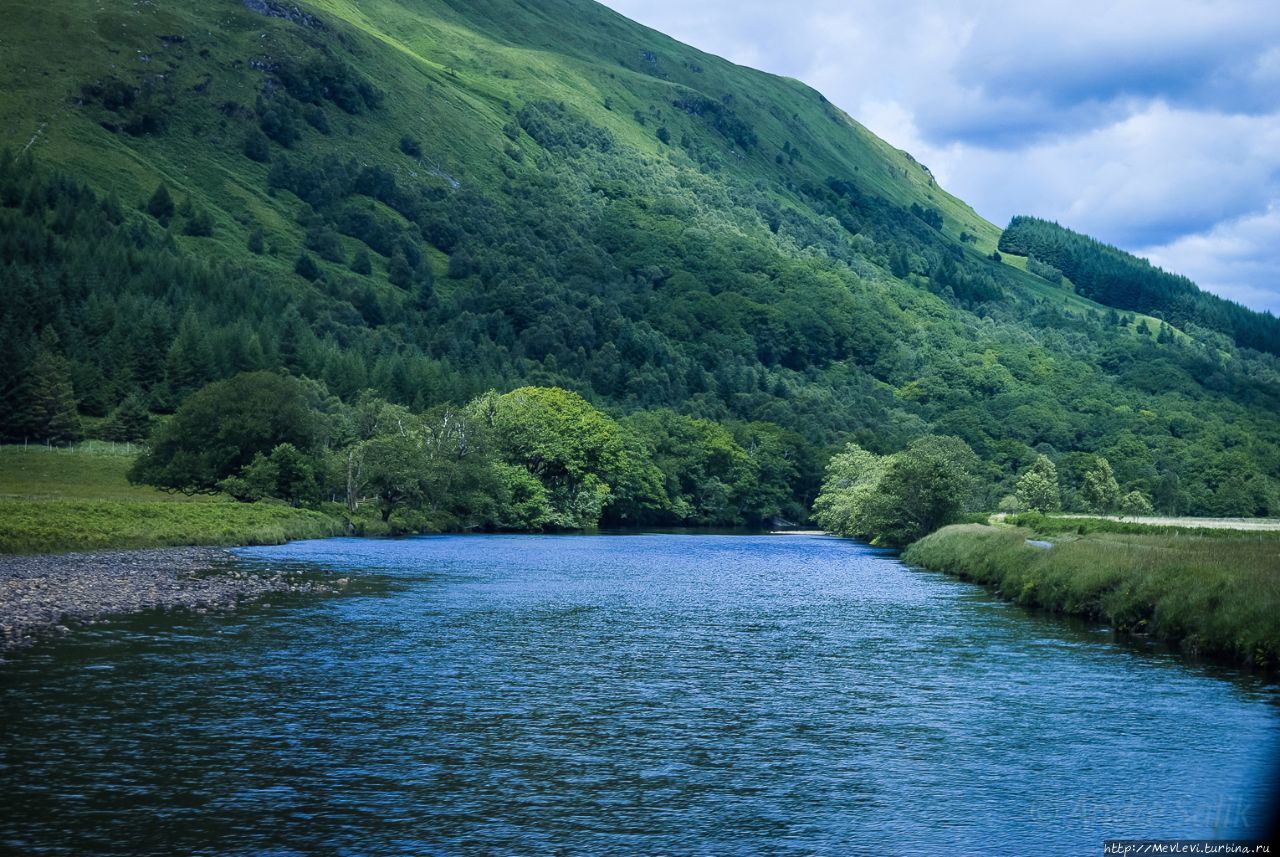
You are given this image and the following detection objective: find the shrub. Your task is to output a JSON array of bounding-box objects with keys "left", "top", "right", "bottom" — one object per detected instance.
[
  {"left": 399, "top": 135, "right": 422, "bottom": 157},
  {"left": 243, "top": 129, "right": 270, "bottom": 163}
]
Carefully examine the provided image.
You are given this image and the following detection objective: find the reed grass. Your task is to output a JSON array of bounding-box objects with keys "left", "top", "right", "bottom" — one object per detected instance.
[{"left": 903, "top": 524, "right": 1280, "bottom": 671}]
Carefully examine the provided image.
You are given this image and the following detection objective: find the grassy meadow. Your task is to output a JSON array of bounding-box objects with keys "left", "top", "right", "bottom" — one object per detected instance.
[
  {"left": 0, "top": 445, "right": 342, "bottom": 553},
  {"left": 903, "top": 522, "right": 1280, "bottom": 671}
]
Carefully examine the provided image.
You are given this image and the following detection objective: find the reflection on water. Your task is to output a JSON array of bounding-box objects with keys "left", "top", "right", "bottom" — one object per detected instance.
[{"left": 1, "top": 534, "right": 1277, "bottom": 854}]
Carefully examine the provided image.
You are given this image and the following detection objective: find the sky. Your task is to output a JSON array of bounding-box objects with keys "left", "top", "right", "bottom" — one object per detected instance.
[{"left": 598, "top": 0, "right": 1280, "bottom": 315}]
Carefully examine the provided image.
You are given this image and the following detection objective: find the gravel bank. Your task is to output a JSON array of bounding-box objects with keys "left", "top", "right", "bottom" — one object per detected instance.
[{"left": 0, "top": 547, "right": 342, "bottom": 654}]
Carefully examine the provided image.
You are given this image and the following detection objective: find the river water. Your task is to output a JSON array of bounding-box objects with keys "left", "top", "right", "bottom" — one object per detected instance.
[{"left": 1, "top": 534, "right": 1277, "bottom": 854}]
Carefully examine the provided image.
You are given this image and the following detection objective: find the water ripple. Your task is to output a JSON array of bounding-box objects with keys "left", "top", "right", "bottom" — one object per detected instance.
[{"left": 1, "top": 534, "right": 1276, "bottom": 855}]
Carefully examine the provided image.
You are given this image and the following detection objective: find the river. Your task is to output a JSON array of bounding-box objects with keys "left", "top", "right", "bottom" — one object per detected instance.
[{"left": 1, "top": 533, "right": 1277, "bottom": 854}]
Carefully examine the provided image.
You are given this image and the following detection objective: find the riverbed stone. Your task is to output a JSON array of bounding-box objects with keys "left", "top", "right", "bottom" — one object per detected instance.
[{"left": 0, "top": 547, "right": 327, "bottom": 655}]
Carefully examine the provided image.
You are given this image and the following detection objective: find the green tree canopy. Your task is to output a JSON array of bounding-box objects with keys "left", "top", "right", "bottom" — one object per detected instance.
[
  {"left": 129, "top": 371, "right": 321, "bottom": 493},
  {"left": 1015, "top": 454, "right": 1061, "bottom": 513},
  {"left": 359, "top": 428, "right": 428, "bottom": 521},
  {"left": 617, "top": 409, "right": 760, "bottom": 526},
  {"left": 146, "top": 183, "right": 175, "bottom": 224},
  {"left": 13, "top": 332, "right": 82, "bottom": 444},
  {"left": 475, "top": 386, "right": 626, "bottom": 529},
  {"left": 813, "top": 435, "right": 976, "bottom": 546},
  {"left": 1080, "top": 456, "right": 1121, "bottom": 514},
  {"left": 1119, "top": 490, "right": 1154, "bottom": 517},
  {"left": 811, "top": 442, "right": 886, "bottom": 540},
  {"left": 222, "top": 442, "right": 321, "bottom": 506},
  {"left": 101, "top": 392, "right": 151, "bottom": 443},
  {"left": 862, "top": 435, "right": 978, "bottom": 547}
]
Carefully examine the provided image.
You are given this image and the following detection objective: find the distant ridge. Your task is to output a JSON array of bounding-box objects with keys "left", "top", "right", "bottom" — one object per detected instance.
[{"left": 1000, "top": 216, "right": 1278, "bottom": 355}]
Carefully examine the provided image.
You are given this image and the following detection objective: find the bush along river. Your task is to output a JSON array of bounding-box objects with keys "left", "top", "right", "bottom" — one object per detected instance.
[{"left": 1, "top": 533, "right": 1277, "bottom": 854}]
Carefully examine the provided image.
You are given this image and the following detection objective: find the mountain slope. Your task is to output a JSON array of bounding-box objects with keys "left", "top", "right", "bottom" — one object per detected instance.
[
  {"left": 999, "top": 216, "right": 1280, "bottom": 355},
  {"left": 1, "top": 0, "right": 1278, "bottom": 516}
]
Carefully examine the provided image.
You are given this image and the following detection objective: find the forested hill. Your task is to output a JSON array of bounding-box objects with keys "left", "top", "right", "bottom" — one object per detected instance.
[
  {"left": 2, "top": 0, "right": 1279, "bottom": 519},
  {"left": 999, "top": 216, "right": 1280, "bottom": 356}
]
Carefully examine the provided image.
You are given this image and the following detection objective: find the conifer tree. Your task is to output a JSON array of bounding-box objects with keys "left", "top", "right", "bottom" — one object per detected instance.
[
  {"left": 166, "top": 313, "right": 215, "bottom": 398},
  {"left": 294, "top": 252, "right": 321, "bottom": 281},
  {"left": 1154, "top": 472, "right": 1182, "bottom": 515},
  {"left": 0, "top": 322, "right": 32, "bottom": 440},
  {"left": 16, "top": 331, "right": 82, "bottom": 443},
  {"left": 350, "top": 248, "right": 373, "bottom": 276},
  {"left": 102, "top": 392, "right": 152, "bottom": 443},
  {"left": 388, "top": 250, "right": 413, "bottom": 288},
  {"left": 146, "top": 183, "right": 175, "bottom": 225},
  {"left": 131, "top": 307, "right": 173, "bottom": 395},
  {"left": 243, "top": 129, "right": 270, "bottom": 163},
  {"left": 183, "top": 208, "right": 214, "bottom": 237}
]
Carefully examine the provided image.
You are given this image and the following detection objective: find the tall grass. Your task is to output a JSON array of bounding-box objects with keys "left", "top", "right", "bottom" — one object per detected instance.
[
  {"left": 0, "top": 499, "right": 343, "bottom": 554},
  {"left": 903, "top": 524, "right": 1280, "bottom": 671}
]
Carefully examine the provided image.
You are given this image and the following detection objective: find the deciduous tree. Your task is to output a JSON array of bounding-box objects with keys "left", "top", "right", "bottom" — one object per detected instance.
[
  {"left": 129, "top": 372, "right": 320, "bottom": 493},
  {"left": 1081, "top": 456, "right": 1121, "bottom": 514},
  {"left": 1015, "top": 455, "right": 1061, "bottom": 513}
]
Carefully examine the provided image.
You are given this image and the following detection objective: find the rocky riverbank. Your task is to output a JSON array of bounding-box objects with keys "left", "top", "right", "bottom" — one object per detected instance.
[{"left": 0, "top": 547, "right": 344, "bottom": 654}]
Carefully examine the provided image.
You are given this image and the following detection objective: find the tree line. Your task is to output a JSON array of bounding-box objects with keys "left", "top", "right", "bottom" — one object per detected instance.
[
  {"left": 128, "top": 372, "right": 807, "bottom": 532},
  {"left": 813, "top": 445, "right": 1161, "bottom": 547},
  {"left": 999, "top": 216, "right": 1280, "bottom": 356}
]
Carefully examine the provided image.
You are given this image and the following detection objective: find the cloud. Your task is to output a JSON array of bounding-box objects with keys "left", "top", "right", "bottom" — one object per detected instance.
[
  {"left": 598, "top": 0, "right": 1280, "bottom": 314},
  {"left": 605, "top": 1, "right": 1280, "bottom": 143},
  {"left": 948, "top": 2, "right": 1280, "bottom": 117},
  {"left": 919, "top": 103, "right": 1280, "bottom": 247},
  {"left": 1140, "top": 206, "right": 1280, "bottom": 314}
]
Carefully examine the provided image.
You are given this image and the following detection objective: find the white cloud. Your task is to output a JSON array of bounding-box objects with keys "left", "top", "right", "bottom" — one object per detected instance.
[
  {"left": 929, "top": 104, "right": 1280, "bottom": 244},
  {"left": 598, "top": 0, "right": 1280, "bottom": 314},
  {"left": 1140, "top": 206, "right": 1280, "bottom": 314}
]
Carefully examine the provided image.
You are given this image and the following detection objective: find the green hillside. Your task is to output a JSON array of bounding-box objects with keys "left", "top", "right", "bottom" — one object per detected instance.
[
  {"left": 2, "top": 0, "right": 1278, "bottom": 518},
  {"left": 999, "top": 216, "right": 1280, "bottom": 355}
]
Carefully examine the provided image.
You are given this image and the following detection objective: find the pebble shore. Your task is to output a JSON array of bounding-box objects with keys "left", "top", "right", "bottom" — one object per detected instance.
[{"left": 0, "top": 547, "right": 340, "bottom": 653}]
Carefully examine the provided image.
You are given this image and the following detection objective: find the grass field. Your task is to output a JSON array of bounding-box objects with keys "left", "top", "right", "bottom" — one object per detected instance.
[
  {"left": 0, "top": 445, "right": 343, "bottom": 553},
  {"left": 0, "top": 442, "right": 193, "bottom": 501},
  {"left": 1040, "top": 514, "right": 1280, "bottom": 532},
  {"left": 903, "top": 523, "right": 1280, "bottom": 671},
  {"left": 1003, "top": 511, "right": 1280, "bottom": 537}
]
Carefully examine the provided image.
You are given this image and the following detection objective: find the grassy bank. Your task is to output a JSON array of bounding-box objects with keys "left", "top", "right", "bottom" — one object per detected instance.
[
  {"left": 0, "top": 499, "right": 343, "bottom": 554},
  {"left": 0, "top": 445, "right": 343, "bottom": 553},
  {"left": 1005, "top": 511, "right": 1280, "bottom": 538},
  {"left": 902, "top": 523, "right": 1280, "bottom": 671}
]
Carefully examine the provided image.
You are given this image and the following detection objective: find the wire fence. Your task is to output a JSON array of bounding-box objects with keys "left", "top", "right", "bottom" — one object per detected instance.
[{"left": 2, "top": 440, "right": 145, "bottom": 456}]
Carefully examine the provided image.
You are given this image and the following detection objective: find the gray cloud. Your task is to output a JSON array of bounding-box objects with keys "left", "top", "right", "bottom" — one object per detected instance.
[
  {"left": 599, "top": 0, "right": 1280, "bottom": 314},
  {"left": 1142, "top": 205, "right": 1280, "bottom": 314}
]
